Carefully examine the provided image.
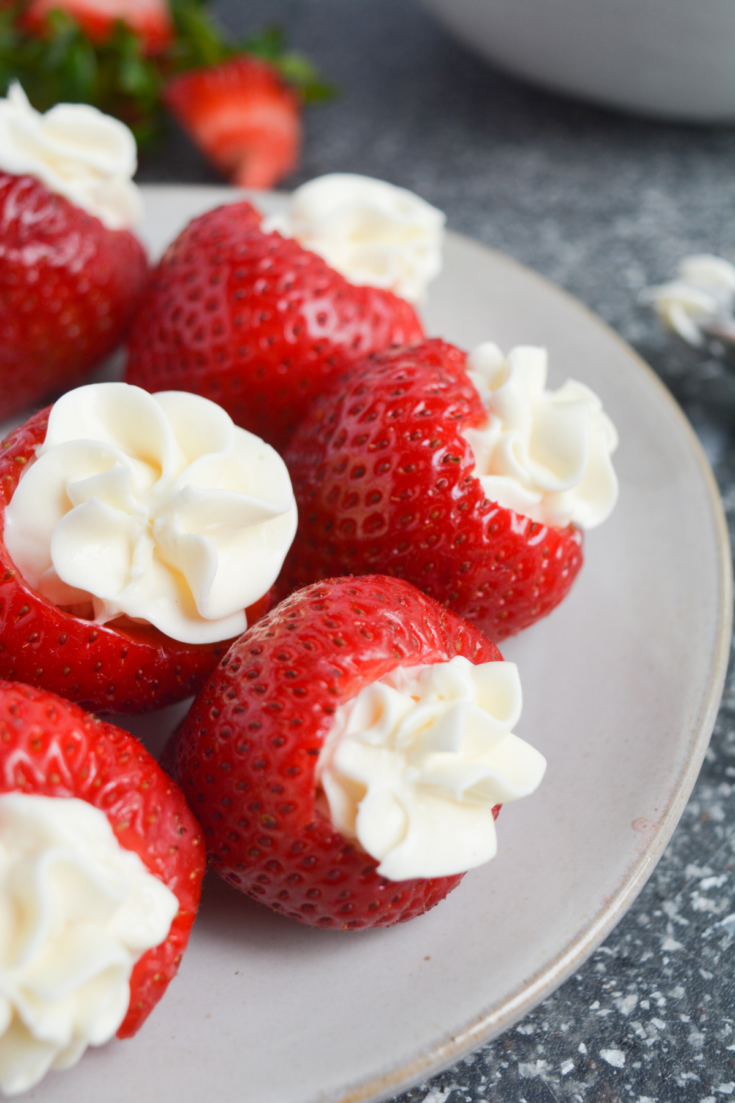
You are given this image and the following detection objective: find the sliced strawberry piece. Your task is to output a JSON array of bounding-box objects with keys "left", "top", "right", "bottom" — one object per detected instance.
[
  {"left": 164, "top": 56, "right": 301, "bottom": 189},
  {"left": 125, "top": 200, "right": 424, "bottom": 452},
  {"left": 0, "top": 679, "right": 205, "bottom": 1037},
  {"left": 0, "top": 173, "right": 148, "bottom": 423},
  {"left": 0, "top": 409, "right": 240, "bottom": 714},
  {"left": 172, "top": 575, "right": 504, "bottom": 930},
  {"left": 281, "top": 339, "right": 584, "bottom": 641},
  {"left": 23, "top": 0, "right": 174, "bottom": 53}
]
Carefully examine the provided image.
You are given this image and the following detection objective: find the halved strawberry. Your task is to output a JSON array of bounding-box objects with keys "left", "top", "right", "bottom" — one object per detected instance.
[
  {"left": 0, "top": 409, "right": 241, "bottom": 713},
  {"left": 281, "top": 339, "right": 585, "bottom": 641},
  {"left": 23, "top": 0, "right": 175, "bottom": 53},
  {"left": 164, "top": 56, "right": 300, "bottom": 189},
  {"left": 125, "top": 200, "right": 424, "bottom": 452},
  {"left": 0, "top": 679, "right": 205, "bottom": 1041},
  {"left": 0, "top": 173, "right": 148, "bottom": 423},
  {"left": 172, "top": 575, "right": 508, "bottom": 930}
]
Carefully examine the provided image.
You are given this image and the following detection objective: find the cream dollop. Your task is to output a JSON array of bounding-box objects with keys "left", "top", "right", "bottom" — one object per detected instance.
[
  {"left": 0, "top": 82, "right": 141, "bottom": 231},
  {"left": 263, "top": 173, "right": 445, "bottom": 303},
  {"left": 318, "top": 656, "right": 545, "bottom": 881},
  {"left": 463, "top": 343, "right": 619, "bottom": 530},
  {"left": 4, "top": 383, "right": 297, "bottom": 644},
  {"left": 0, "top": 793, "right": 178, "bottom": 1095},
  {"left": 640, "top": 254, "right": 735, "bottom": 347}
]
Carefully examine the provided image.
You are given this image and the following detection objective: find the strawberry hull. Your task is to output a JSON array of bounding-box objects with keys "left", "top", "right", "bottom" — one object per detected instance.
[
  {"left": 0, "top": 174, "right": 148, "bottom": 423},
  {"left": 0, "top": 410, "right": 237, "bottom": 714},
  {"left": 124, "top": 200, "right": 425, "bottom": 452},
  {"left": 172, "top": 575, "right": 503, "bottom": 930},
  {"left": 282, "top": 340, "right": 584, "bottom": 641},
  {"left": 0, "top": 681, "right": 205, "bottom": 1036}
]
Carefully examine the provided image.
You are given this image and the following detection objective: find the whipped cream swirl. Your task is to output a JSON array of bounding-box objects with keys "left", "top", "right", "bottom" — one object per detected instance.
[
  {"left": 318, "top": 656, "right": 545, "bottom": 881},
  {"left": 0, "top": 793, "right": 178, "bottom": 1095},
  {"left": 4, "top": 384, "right": 297, "bottom": 644},
  {"left": 463, "top": 343, "right": 619, "bottom": 530},
  {"left": 640, "top": 254, "right": 735, "bottom": 348},
  {"left": 263, "top": 173, "right": 445, "bottom": 303},
  {"left": 0, "top": 82, "right": 141, "bottom": 231}
]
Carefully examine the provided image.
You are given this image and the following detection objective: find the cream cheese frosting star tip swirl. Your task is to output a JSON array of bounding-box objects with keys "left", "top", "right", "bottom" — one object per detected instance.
[
  {"left": 263, "top": 172, "right": 445, "bottom": 304},
  {"left": 0, "top": 81, "right": 142, "bottom": 231},
  {"left": 317, "top": 655, "right": 546, "bottom": 881},
  {"left": 463, "top": 342, "right": 619, "bottom": 530},
  {"left": 0, "top": 793, "right": 178, "bottom": 1096},
  {"left": 3, "top": 383, "right": 298, "bottom": 645}
]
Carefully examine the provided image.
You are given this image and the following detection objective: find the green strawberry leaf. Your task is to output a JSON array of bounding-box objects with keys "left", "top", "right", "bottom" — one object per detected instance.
[{"left": 0, "top": 0, "right": 335, "bottom": 149}]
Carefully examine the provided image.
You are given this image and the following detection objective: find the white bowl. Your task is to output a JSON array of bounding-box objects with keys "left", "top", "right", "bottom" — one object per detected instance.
[{"left": 421, "top": 0, "right": 735, "bottom": 122}]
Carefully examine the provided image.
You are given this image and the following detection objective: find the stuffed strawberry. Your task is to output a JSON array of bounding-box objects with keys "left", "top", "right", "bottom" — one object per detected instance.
[
  {"left": 171, "top": 575, "right": 546, "bottom": 930},
  {"left": 0, "top": 381, "right": 296, "bottom": 713},
  {"left": 124, "top": 195, "right": 426, "bottom": 452},
  {"left": 164, "top": 55, "right": 301, "bottom": 189},
  {"left": 0, "top": 679, "right": 205, "bottom": 1094},
  {"left": 281, "top": 339, "right": 618, "bottom": 641},
  {"left": 0, "top": 84, "right": 148, "bottom": 424}
]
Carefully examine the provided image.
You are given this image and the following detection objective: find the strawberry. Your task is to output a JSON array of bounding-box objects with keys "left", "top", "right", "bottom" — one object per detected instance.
[
  {"left": 281, "top": 339, "right": 585, "bottom": 641},
  {"left": 171, "top": 574, "right": 506, "bottom": 930},
  {"left": 0, "top": 172, "right": 148, "bottom": 423},
  {"left": 125, "top": 199, "right": 424, "bottom": 452},
  {"left": 0, "top": 408, "right": 245, "bottom": 714},
  {"left": 0, "top": 679, "right": 205, "bottom": 1040},
  {"left": 163, "top": 56, "right": 301, "bottom": 190},
  {"left": 23, "top": 0, "right": 175, "bottom": 53}
]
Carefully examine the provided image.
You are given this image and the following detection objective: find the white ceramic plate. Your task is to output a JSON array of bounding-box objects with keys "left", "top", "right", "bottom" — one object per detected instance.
[{"left": 25, "top": 186, "right": 731, "bottom": 1103}]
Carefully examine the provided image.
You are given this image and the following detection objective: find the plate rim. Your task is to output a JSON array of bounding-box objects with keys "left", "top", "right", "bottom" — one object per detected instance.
[
  {"left": 137, "top": 192, "right": 733, "bottom": 1102},
  {"left": 82, "top": 188, "right": 735, "bottom": 1103},
  {"left": 303, "top": 232, "right": 734, "bottom": 1103}
]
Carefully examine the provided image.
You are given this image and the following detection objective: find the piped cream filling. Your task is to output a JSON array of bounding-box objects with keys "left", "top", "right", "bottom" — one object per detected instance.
[
  {"left": 4, "top": 384, "right": 298, "bottom": 644},
  {"left": 317, "top": 656, "right": 545, "bottom": 881},
  {"left": 463, "top": 343, "right": 619, "bottom": 529}
]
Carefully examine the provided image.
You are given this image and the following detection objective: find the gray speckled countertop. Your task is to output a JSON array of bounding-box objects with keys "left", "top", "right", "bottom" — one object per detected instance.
[{"left": 139, "top": 2, "right": 735, "bottom": 1098}]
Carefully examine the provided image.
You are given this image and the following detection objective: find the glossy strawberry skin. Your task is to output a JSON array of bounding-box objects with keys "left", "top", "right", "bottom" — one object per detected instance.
[
  {"left": 0, "top": 679, "right": 205, "bottom": 1037},
  {"left": 172, "top": 575, "right": 503, "bottom": 930},
  {"left": 124, "top": 201, "right": 425, "bottom": 452},
  {"left": 0, "top": 409, "right": 242, "bottom": 714},
  {"left": 0, "top": 174, "right": 149, "bottom": 423},
  {"left": 164, "top": 56, "right": 301, "bottom": 189},
  {"left": 282, "top": 339, "right": 584, "bottom": 642}
]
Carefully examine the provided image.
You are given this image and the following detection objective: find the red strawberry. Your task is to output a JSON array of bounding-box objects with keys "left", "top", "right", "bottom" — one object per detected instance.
[
  {"left": 23, "top": 0, "right": 174, "bottom": 53},
  {"left": 125, "top": 199, "right": 424, "bottom": 452},
  {"left": 171, "top": 574, "right": 504, "bottom": 930},
  {"left": 0, "top": 679, "right": 205, "bottom": 1039},
  {"left": 0, "top": 408, "right": 252, "bottom": 713},
  {"left": 0, "top": 173, "right": 148, "bottom": 423},
  {"left": 281, "top": 339, "right": 584, "bottom": 641},
  {"left": 164, "top": 56, "right": 300, "bottom": 190}
]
